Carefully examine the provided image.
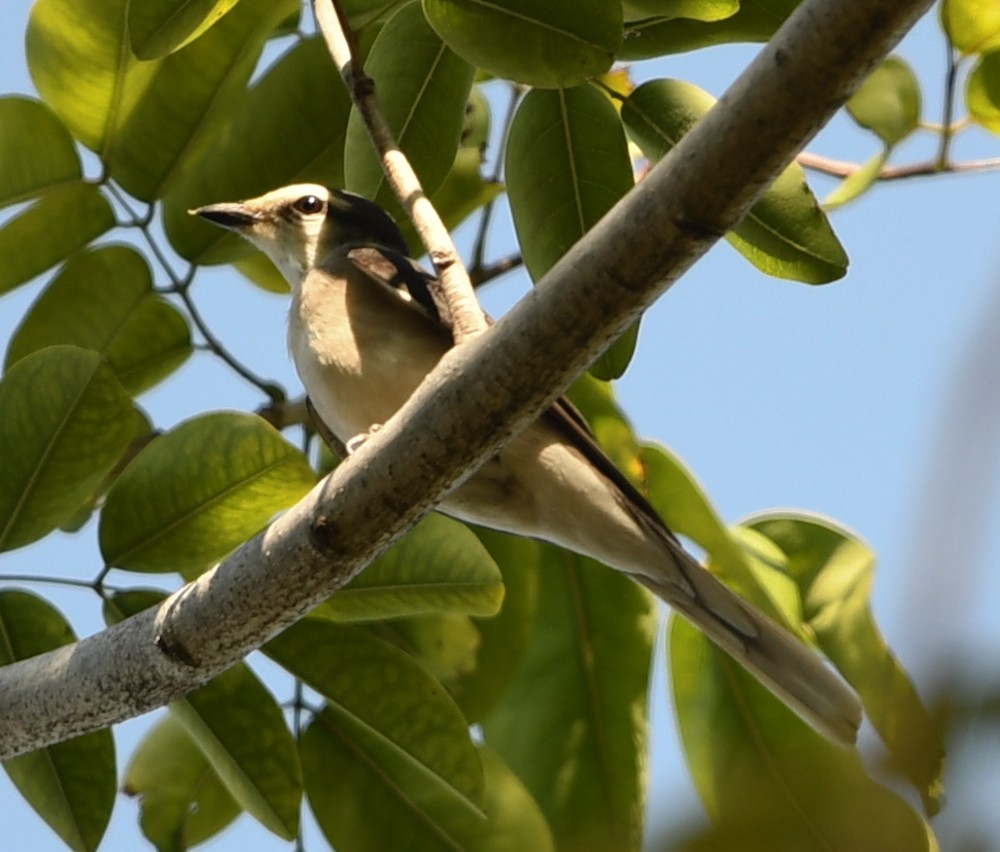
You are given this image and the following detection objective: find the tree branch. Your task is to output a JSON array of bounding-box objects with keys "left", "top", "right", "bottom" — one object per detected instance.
[
  {"left": 311, "top": 0, "right": 488, "bottom": 342},
  {"left": 798, "top": 150, "right": 1000, "bottom": 180},
  {"left": 0, "top": 0, "right": 935, "bottom": 759}
]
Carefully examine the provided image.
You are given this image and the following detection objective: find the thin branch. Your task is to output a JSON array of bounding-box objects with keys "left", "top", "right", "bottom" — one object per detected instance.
[
  {"left": 0, "top": 0, "right": 936, "bottom": 760},
  {"left": 470, "top": 253, "right": 523, "bottom": 288},
  {"left": 470, "top": 82, "right": 523, "bottom": 272},
  {"left": 312, "top": 0, "right": 488, "bottom": 342},
  {"left": 937, "top": 38, "right": 961, "bottom": 169},
  {"left": 797, "top": 150, "right": 1000, "bottom": 180}
]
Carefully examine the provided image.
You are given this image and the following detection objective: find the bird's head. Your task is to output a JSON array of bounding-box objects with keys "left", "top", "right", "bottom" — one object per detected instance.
[{"left": 190, "top": 183, "right": 409, "bottom": 287}]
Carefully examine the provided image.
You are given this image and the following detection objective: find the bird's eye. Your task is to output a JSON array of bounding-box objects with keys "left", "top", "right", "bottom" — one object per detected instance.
[{"left": 293, "top": 195, "right": 325, "bottom": 215}]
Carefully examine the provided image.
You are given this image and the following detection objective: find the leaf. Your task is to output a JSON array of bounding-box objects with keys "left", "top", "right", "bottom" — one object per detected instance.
[
  {"left": 123, "top": 714, "right": 240, "bottom": 851},
  {"left": 0, "top": 97, "right": 80, "bottom": 208},
  {"left": 966, "top": 49, "right": 1000, "bottom": 134},
  {"left": 622, "top": 0, "right": 738, "bottom": 23},
  {"left": 99, "top": 411, "right": 316, "bottom": 573},
  {"left": 0, "top": 591, "right": 116, "bottom": 852},
  {"left": 670, "top": 616, "right": 938, "bottom": 850},
  {"left": 620, "top": 0, "right": 801, "bottom": 58},
  {"left": 314, "top": 513, "right": 504, "bottom": 621},
  {"left": 112, "top": 0, "right": 298, "bottom": 200},
  {"left": 822, "top": 150, "right": 888, "bottom": 209},
  {"left": 0, "top": 182, "right": 115, "bottom": 296},
  {"left": 746, "top": 513, "right": 947, "bottom": 815},
  {"left": 267, "top": 619, "right": 485, "bottom": 848},
  {"left": 846, "top": 56, "right": 921, "bottom": 146},
  {"left": 5, "top": 246, "right": 192, "bottom": 395},
  {"left": 164, "top": 37, "right": 351, "bottom": 264},
  {"left": 623, "top": 78, "right": 847, "bottom": 283},
  {"left": 422, "top": 0, "right": 621, "bottom": 89},
  {"left": 941, "top": 0, "right": 1000, "bottom": 55},
  {"left": 0, "top": 346, "right": 135, "bottom": 552},
  {"left": 447, "top": 528, "right": 542, "bottom": 723},
  {"left": 483, "top": 550, "right": 654, "bottom": 852},
  {"left": 344, "top": 2, "right": 475, "bottom": 212},
  {"left": 27, "top": 0, "right": 158, "bottom": 154},
  {"left": 506, "top": 85, "right": 639, "bottom": 377},
  {"left": 171, "top": 665, "right": 301, "bottom": 839},
  {"left": 129, "top": 0, "right": 241, "bottom": 59}
]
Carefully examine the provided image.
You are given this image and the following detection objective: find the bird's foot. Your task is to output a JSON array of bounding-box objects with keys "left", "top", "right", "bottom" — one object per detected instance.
[{"left": 345, "top": 423, "right": 383, "bottom": 455}]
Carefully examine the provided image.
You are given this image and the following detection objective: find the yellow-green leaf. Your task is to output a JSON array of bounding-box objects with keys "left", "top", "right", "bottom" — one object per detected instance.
[
  {"left": 942, "top": 0, "right": 1000, "bottom": 55},
  {"left": 129, "top": 0, "right": 241, "bottom": 59},
  {"left": 0, "top": 97, "right": 80, "bottom": 208},
  {"left": 99, "top": 411, "right": 316, "bottom": 572},
  {"left": 847, "top": 56, "right": 921, "bottom": 146}
]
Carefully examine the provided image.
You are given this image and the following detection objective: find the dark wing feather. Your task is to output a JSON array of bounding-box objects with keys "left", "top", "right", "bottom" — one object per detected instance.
[{"left": 344, "top": 243, "right": 672, "bottom": 543}]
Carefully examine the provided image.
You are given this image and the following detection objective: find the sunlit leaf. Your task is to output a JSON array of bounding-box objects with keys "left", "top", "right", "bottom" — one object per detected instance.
[
  {"left": 314, "top": 513, "right": 503, "bottom": 621},
  {"left": 345, "top": 2, "right": 475, "bottom": 214},
  {"left": 99, "top": 411, "right": 316, "bottom": 573},
  {"left": 0, "top": 97, "right": 80, "bottom": 208},
  {"left": 623, "top": 78, "right": 847, "bottom": 283},
  {"left": 423, "top": 0, "right": 621, "bottom": 88},
  {"left": 0, "top": 182, "right": 114, "bottom": 296},
  {"left": 941, "top": 0, "right": 1000, "bottom": 55},
  {"left": 5, "top": 246, "right": 191, "bottom": 395},
  {"left": 129, "top": 0, "right": 241, "bottom": 59},
  {"left": 967, "top": 50, "right": 1000, "bottom": 134},
  {"left": 846, "top": 56, "right": 921, "bottom": 146}
]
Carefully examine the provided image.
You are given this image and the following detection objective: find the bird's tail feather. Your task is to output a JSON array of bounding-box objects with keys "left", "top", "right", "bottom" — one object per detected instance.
[{"left": 633, "top": 545, "right": 862, "bottom": 747}]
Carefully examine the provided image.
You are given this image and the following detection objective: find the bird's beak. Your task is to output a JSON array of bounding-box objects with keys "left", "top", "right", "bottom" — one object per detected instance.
[{"left": 189, "top": 201, "right": 259, "bottom": 232}]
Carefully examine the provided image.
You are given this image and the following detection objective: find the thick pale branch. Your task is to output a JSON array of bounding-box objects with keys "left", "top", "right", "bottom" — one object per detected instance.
[
  {"left": 312, "top": 0, "right": 488, "bottom": 341},
  {"left": 0, "top": 0, "right": 934, "bottom": 759}
]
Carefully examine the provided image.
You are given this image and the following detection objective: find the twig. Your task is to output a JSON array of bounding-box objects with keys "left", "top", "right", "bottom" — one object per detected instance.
[
  {"left": 312, "top": 0, "right": 488, "bottom": 342},
  {"left": 471, "top": 82, "right": 523, "bottom": 271},
  {"left": 470, "top": 253, "right": 523, "bottom": 288},
  {"left": 937, "top": 38, "right": 960, "bottom": 169},
  {"left": 797, "top": 150, "right": 1000, "bottom": 180}
]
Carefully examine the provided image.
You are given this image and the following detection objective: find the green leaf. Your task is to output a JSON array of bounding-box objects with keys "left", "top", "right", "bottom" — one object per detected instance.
[
  {"left": 0, "top": 97, "right": 80, "bottom": 208},
  {"left": 0, "top": 182, "right": 114, "bottom": 296},
  {"left": 164, "top": 37, "right": 351, "bottom": 264},
  {"left": 0, "top": 346, "right": 135, "bottom": 552},
  {"left": 267, "top": 619, "right": 485, "bottom": 843},
  {"left": 345, "top": 2, "right": 475, "bottom": 212},
  {"left": 423, "top": 0, "right": 621, "bottom": 88},
  {"left": 171, "top": 665, "right": 301, "bottom": 840},
  {"left": 622, "top": 0, "right": 738, "bottom": 23},
  {"left": 27, "top": 0, "right": 158, "bottom": 154},
  {"left": 0, "top": 591, "right": 116, "bottom": 852},
  {"left": 129, "top": 0, "right": 241, "bottom": 59},
  {"left": 123, "top": 714, "right": 240, "bottom": 851},
  {"left": 822, "top": 150, "right": 888, "bottom": 209},
  {"left": 623, "top": 79, "right": 847, "bottom": 283},
  {"left": 966, "top": 50, "right": 1000, "bottom": 134},
  {"left": 447, "top": 529, "right": 542, "bottom": 723},
  {"left": 5, "top": 246, "right": 192, "bottom": 395},
  {"left": 234, "top": 253, "right": 290, "bottom": 294},
  {"left": 620, "top": 0, "right": 801, "bottom": 58},
  {"left": 747, "top": 513, "right": 946, "bottom": 815},
  {"left": 846, "top": 56, "right": 921, "bottom": 146},
  {"left": 112, "top": 0, "right": 298, "bottom": 200},
  {"left": 942, "top": 0, "right": 1000, "bottom": 55},
  {"left": 670, "top": 615, "right": 938, "bottom": 850},
  {"left": 506, "top": 85, "right": 639, "bottom": 377},
  {"left": 483, "top": 550, "right": 654, "bottom": 852},
  {"left": 99, "top": 411, "right": 316, "bottom": 573},
  {"left": 314, "top": 513, "right": 504, "bottom": 621}
]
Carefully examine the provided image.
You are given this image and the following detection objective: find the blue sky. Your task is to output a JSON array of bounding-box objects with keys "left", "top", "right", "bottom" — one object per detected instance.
[{"left": 3, "top": 1, "right": 1000, "bottom": 849}]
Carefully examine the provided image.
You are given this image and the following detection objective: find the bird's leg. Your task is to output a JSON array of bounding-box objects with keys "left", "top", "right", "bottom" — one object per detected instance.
[{"left": 345, "top": 423, "right": 383, "bottom": 455}]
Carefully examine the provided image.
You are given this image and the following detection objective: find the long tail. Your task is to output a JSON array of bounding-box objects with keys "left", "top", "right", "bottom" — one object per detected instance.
[{"left": 633, "top": 541, "right": 863, "bottom": 747}]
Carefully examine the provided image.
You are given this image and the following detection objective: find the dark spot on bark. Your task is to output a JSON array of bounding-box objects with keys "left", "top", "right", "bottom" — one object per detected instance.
[{"left": 156, "top": 632, "right": 197, "bottom": 667}]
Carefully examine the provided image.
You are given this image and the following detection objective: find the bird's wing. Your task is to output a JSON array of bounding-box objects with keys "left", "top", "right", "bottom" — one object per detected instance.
[{"left": 344, "top": 243, "right": 680, "bottom": 543}]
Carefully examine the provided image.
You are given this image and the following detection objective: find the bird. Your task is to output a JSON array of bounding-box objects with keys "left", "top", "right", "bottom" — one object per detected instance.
[{"left": 191, "top": 183, "right": 863, "bottom": 746}]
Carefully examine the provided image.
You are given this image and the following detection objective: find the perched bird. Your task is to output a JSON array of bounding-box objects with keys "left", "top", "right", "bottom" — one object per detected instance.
[{"left": 192, "top": 183, "right": 862, "bottom": 745}]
